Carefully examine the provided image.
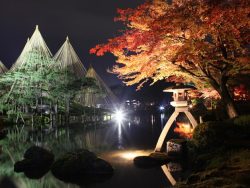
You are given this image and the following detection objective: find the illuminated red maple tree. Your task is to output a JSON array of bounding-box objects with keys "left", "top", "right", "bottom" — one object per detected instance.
[
  {"left": 90, "top": 0, "right": 250, "bottom": 118},
  {"left": 233, "top": 84, "right": 250, "bottom": 101}
]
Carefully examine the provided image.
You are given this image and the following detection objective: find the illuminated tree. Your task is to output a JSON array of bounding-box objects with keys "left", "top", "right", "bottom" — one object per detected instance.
[
  {"left": 47, "top": 65, "right": 97, "bottom": 123},
  {"left": 0, "top": 50, "right": 94, "bottom": 124},
  {"left": 0, "top": 26, "right": 99, "bottom": 125},
  {"left": 91, "top": 0, "right": 250, "bottom": 118},
  {"left": 0, "top": 50, "right": 54, "bottom": 122}
]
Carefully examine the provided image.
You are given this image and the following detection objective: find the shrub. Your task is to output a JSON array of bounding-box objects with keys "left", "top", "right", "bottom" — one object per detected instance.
[
  {"left": 192, "top": 121, "right": 247, "bottom": 151},
  {"left": 193, "top": 117, "right": 250, "bottom": 152},
  {"left": 193, "top": 121, "right": 225, "bottom": 150},
  {"left": 233, "top": 115, "right": 250, "bottom": 128}
]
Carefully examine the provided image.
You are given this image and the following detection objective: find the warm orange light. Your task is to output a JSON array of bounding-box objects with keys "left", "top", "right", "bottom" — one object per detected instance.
[
  {"left": 121, "top": 152, "right": 139, "bottom": 160},
  {"left": 102, "top": 150, "right": 151, "bottom": 162},
  {"left": 174, "top": 122, "right": 193, "bottom": 139}
]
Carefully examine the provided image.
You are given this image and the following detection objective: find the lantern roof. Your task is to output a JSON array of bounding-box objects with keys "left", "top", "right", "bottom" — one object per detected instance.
[{"left": 53, "top": 36, "right": 87, "bottom": 79}]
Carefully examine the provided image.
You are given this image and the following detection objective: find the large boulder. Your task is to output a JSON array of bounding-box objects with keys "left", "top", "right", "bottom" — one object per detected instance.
[
  {"left": 0, "top": 177, "right": 17, "bottom": 188},
  {"left": 134, "top": 156, "right": 165, "bottom": 168},
  {"left": 14, "top": 146, "right": 54, "bottom": 179},
  {"left": 0, "top": 118, "right": 7, "bottom": 140},
  {"left": 134, "top": 152, "right": 171, "bottom": 168},
  {"left": 51, "top": 149, "right": 113, "bottom": 185},
  {"left": 0, "top": 130, "right": 7, "bottom": 140}
]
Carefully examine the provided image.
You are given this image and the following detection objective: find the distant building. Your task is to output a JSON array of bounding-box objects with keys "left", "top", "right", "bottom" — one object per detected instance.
[{"left": 125, "top": 99, "right": 141, "bottom": 110}]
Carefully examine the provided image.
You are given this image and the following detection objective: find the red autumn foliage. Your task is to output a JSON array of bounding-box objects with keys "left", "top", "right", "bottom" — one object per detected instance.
[
  {"left": 90, "top": 0, "right": 250, "bottom": 118},
  {"left": 174, "top": 122, "right": 193, "bottom": 139}
]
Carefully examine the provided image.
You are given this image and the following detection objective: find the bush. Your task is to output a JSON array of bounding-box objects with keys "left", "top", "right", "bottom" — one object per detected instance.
[
  {"left": 193, "top": 121, "right": 226, "bottom": 151},
  {"left": 192, "top": 121, "right": 247, "bottom": 151},
  {"left": 192, "top": 115, "right": 250, "bottom": 153},
  {"left": 233, "top": 115, "right": 250, "bottom": 127}
]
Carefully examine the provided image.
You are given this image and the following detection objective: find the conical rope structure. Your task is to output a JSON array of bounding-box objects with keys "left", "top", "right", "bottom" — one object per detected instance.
[
  {"left": 2, "top": 26, "right": 116, "bottom": 116},
  {"left": 9, "top": 38, "right": 30, "bottom": 71},
  {"left": 0, "top": 61, "right": 8, "bottom": 74},
  {"left": 53, "top": 37, "right": 86, "bottom": 79},
  {"left": 3, "top": 26, "right": 54, "bottom": 115},
  {"left": 10, "top": 25, "right": 52, "bottom": 71},
  {"left": 83, "top": 66, "right": 118, "bottom": 108}
]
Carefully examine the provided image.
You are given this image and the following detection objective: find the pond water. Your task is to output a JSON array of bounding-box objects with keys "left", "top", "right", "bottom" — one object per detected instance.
[{"left": 0, "top": 111, "right": 186, "bottom": 188}]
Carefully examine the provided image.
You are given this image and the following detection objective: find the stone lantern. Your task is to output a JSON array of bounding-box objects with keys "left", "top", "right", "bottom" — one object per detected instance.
[{"left": 155, "top": 84, "right": 198, "bottom": 152}]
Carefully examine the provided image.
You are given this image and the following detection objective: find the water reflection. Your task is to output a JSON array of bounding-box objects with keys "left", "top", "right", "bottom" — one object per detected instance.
[
  {"left": 117, "top": 122, "right": 123, "bottom": 149},
  {"left": 0, "top": 112, "right": 186, "bottom": 188},
  {"left": 133, "top": 116, "right": 141, "bottom": 125},
  {"left": 151, "top": 114, "right": 155, "bottom": 126},
  {"left": 161, "top": 165, "right": 177, "bottom": 186},
  {"left": 103, "top": 150, "right": 151, "bottom": 162},
  {"left": 160, "top": 113, "right": 165, "bottom": 129}
]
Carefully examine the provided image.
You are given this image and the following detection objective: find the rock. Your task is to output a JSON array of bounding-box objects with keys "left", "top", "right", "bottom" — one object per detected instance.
[
  {"left": 0, "top": 118, "right": 4, "bottom": 131},
  {"left": 0, "top": 130, "right": 7, "bottom": 140},
  {"left": 0, "top": 118, "right": 7, "bottom": 140},
  {"left": 134, "top": 155, "right": 168, "bottom": 168},
  {"left": 0, "top": 131, "right": 7, "bottom": 140},
  {"left": 51, "top": 149, "right": 113, "bottom": 185},
  {"left": 14, "top": 146, "right": 54, "bottom": 179},
  {"left": 84, "top": 158, "right": 114, "bottom": 182},
  {"left": 149, "top": 152, "right": 168, "bottom": 159},
  {"left": 150, "top": 152, "right": 180, "bottom": 162},
  {"left": 0, "top": 177, "right": 17, "bottom": 188},
  {"left": 23, "top": 146, "right": 54, "bottom": 162}
]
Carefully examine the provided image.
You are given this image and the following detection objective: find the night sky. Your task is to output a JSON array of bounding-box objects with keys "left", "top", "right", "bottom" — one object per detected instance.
[{"left": 0, "top": 0, "right": 145, "bottom": 87}]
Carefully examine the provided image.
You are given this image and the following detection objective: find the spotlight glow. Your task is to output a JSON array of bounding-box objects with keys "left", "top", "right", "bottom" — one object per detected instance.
[
  {"left": 121, "top": 152, "right": 138, "bottom": 160},
  {"left": 119, "top": 150, "right": 151, "bottom": 160},
  {"left": 113, "top": 109, "right": 126, "bottom": 123},
  {"left": 159, "top": 106, "right": 165, "bottom": 111},
  {"left": 104, "top": 150, "right": 152, "bottom": 162}
]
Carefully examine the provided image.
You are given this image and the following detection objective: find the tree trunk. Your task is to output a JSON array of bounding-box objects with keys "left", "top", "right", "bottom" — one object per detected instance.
[
  {"left": 65, "top": 97, "right": 70, "bottom": 125},
  {"left": 54, "top": 102, "right": 58, "bottom": 128},
  {"left": 220, "top": 82, "right": 238, "bottom": 118},
  {"left": 208, "top": 76, "right": 238, "bottom": 119}
]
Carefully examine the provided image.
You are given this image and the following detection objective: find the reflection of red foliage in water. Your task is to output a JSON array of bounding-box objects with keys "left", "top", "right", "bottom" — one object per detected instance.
[{"left": 174, "top": 122, "right": 193, "bottom": 139}]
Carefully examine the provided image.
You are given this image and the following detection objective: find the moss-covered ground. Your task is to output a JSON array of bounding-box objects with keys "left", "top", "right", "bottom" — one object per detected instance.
[{"left": 177, "top": 115, "right": 250, "bottom": 188}]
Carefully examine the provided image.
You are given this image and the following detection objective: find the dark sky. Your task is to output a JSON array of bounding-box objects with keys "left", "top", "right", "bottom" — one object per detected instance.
[{"left": 0, "top": 0, "right": 145, "bottom": 87}]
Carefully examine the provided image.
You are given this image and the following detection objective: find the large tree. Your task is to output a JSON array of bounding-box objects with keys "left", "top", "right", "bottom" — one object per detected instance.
[{"left": 90, "top": 0, "right": 250, "bottom": 118}]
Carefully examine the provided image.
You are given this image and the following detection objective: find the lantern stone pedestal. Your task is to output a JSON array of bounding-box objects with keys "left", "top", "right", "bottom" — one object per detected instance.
[
  {"left": 166, "top": 139, "right": 187, "bottom": 157},
  {"left": 155, "top": 84, "right": 198, "bottom": 152}
]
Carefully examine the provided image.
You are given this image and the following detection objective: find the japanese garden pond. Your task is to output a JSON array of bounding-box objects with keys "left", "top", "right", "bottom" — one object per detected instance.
[{"left": 0, "top": 111, "right": 188, "bottom": 188}]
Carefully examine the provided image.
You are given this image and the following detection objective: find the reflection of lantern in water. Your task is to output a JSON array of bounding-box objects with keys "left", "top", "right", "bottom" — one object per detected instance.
[
  {"left": 161, "top": 162, "right": 182, "bottom": 186},
  {"left": 167, "top": 162, "right": 182, "bottom": 172},
  {"left": 174, "top": 122, "right": 193, "bottom": 139}
]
